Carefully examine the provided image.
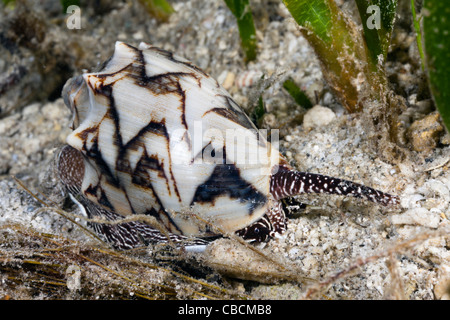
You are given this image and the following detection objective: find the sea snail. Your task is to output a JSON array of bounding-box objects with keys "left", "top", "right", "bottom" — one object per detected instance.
[{"left": 57, "top": 42, "right": 399, "bottom": 250}]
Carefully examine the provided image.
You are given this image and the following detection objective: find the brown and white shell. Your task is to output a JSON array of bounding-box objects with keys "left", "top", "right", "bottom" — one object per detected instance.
[
  {"left": 58, "top": 42, "right": 399, "bottom": 250},
  {"left": 60, "top": 42, "right": 281, "bottom": 241}
]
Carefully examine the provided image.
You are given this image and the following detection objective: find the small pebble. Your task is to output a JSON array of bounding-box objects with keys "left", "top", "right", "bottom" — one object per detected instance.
[{"left": 302, "top": 105, "right": 336, "bottom": 131}]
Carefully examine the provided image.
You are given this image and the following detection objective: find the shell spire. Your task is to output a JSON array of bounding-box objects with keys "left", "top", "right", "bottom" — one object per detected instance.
[{"left": 270, "top": 165, "right": 399, "bottom": 206}]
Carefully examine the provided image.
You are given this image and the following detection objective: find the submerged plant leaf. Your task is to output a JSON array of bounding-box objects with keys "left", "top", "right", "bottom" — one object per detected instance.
[
  {"left": 355, "top": 0, "right": 397, "bottom": 69},
  {"left": 138, "top": 0, "right": 175, "bottom": 22},
  {"left": 423, "top": 0, "right": 450, "bottom": 132},
  {"left": 283, "top": 78, "right": 313, "bottom": 109},
  {"left": 284, "top": 0, "right": 408, "bottom": 154},
  {"left": 410, "top": 0, "right": 425, "bottom": 70},
  {"left": 283, "top": 0, "right": 332, "bottom": 43},
  {"left": 224, "top": 0, "right": 257, "bottom": 62},
  {"left": 283, "top": 0, "right": 374, "bottom": 112},
  {"left": 60, "top": 0, "right": 80, "bottom": 12},
  {"left": 2, "top": 0, "right": 15, "bottom": 7},
  {"left": 250, "top": 95, "right": 266, "bottom": 128}
]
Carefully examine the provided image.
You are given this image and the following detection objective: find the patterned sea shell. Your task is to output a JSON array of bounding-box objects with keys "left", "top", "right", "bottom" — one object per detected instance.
[
  {"left": 235, "top": 70, "right": 264, "bottom": 88},
  {"left": 58, "top": 42, "right": 399, "bottom": 249}
]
